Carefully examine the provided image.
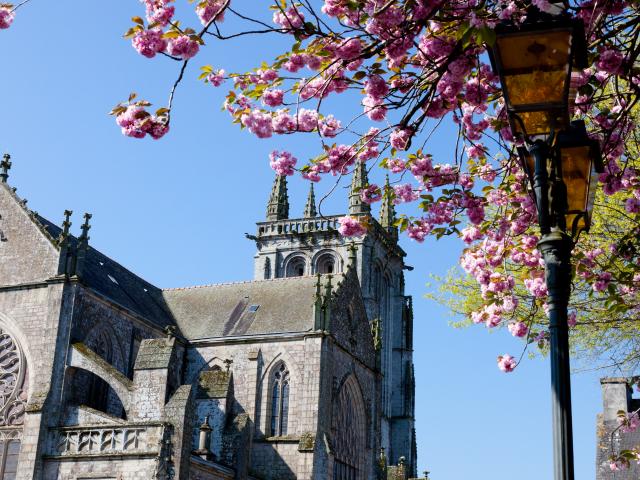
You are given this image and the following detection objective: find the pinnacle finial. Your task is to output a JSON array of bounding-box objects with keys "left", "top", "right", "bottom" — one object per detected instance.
[
  {"left": 303, "top": 183, "right": 317, "bottom": 218},
  {"left": 266, "top": 174, "right": 289, "bottom": 221},
  {"left": 79, "top": 213, "right": 92, "bottom": 245},
  {"left": 379, "top": 175, "right": 398, "bottom": 240},
  {"left": 348, "top": 161, "right": 370, "bottom": 215},
  {"left": 58, "top": 210, "right": 73, "bottom": 243},
  {"left": 1, "top": 154, "right": 12, "bottom": 183}
]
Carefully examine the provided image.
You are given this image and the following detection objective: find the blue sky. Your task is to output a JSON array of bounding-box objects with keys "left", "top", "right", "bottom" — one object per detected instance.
[{"left": 0, "top": 2, "right": 614, "bottom": 478}]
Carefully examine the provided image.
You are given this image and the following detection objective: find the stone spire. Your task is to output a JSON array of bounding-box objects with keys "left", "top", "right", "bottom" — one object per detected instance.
[
  {"left": 379, "top": 175, "right": 398, "bottom": 240},
  {"left": 1, "top": 154, "right": 11, "bottom": 183},
  {"left": 266, "top": 174, "right": 289, "bottom": 221},
  {"left": 348, "top": 161, "right": 371, "bottom": 215},
  {"left": 303, "top": 183, "right": 317, "bottom": 218}
]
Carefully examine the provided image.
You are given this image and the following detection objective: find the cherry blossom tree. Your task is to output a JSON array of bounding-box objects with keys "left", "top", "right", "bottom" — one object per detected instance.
[{"left": 4, "top": 0, "right": 640, "bottom": 470}]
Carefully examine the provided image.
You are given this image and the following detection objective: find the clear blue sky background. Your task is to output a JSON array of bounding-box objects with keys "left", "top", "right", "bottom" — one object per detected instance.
[{"left": 0, "top": 2, "right": 615, "bottom": 478}]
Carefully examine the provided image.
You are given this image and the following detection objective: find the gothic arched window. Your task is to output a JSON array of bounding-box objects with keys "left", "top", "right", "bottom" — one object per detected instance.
[
  {"left": 316, "top": 253, "right": 338, "bottom": 274},
  {"left": 285, "top": 257, "right": 306, "bottom": 277},
  {"left": 269, "top": 363, "right": 290, "bottom": 436},
  {"left": 332, "top": 375, "right": 366, "bottom": 480}
]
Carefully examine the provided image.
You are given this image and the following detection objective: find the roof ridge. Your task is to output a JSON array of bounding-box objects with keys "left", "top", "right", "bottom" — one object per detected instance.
[{"left": 163, "top": 273, "right": 344, "bottom": 292}]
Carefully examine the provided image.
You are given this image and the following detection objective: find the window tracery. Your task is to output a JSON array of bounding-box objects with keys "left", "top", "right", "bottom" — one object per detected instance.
[
  {"left": 316, "top": 253, "right": 338, "bottom": 274},
  {"left": 269, "top": 363, "right": 290, "bottom": 436},
  {"left": 332, "top": 375, "right": 365, "bottom": 480},
  {"left": 0, "top": 323, "right": 28, "bottom": 480}
]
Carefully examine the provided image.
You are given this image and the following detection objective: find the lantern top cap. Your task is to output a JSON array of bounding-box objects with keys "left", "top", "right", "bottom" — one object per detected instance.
[{"left": 493, "top": 10, "right": 588, "bottom": 69}]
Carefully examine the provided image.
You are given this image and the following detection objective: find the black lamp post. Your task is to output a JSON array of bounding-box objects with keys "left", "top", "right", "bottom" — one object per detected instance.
[{"left": 489, "top": 10, "right": 600, "bottom": 480}]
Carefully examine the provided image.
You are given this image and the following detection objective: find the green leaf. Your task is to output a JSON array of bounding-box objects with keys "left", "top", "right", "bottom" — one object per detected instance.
[{"left": 131, "top": 16, "right": 145, "bottom": 25}]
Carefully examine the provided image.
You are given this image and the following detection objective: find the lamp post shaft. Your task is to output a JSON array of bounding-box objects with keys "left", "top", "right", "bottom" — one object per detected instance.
[
  {"left": 531, "top": 141, "right": 575, "bottom": 480},
  {"left": 539, "top": 233, "right": 575, "bottom": 480}
]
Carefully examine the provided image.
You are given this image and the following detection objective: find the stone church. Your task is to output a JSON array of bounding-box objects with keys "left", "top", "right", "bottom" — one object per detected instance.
[{"left": 0, "top": 154, "right": 417, "bottom": 480}]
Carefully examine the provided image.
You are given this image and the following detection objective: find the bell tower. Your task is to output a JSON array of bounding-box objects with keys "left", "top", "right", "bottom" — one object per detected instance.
[{"left": 251, "top": 168, "right": 417, "bottom": 474}]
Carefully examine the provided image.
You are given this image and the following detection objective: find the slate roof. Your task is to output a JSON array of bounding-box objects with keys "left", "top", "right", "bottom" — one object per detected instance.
[
  {"left": 163, "top": 275, "right": 333, "bottom": 340},
  {"left": 34, "top": 215, "right": 175, "bottom": 330}
]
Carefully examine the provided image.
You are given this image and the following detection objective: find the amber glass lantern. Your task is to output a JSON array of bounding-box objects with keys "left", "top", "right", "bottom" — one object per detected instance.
[
  {"left": 489, "top": 16, "right": 587, "bottom": 138},
  {"left": 518, "top": 120, "right": 602, "bottom": 235}
]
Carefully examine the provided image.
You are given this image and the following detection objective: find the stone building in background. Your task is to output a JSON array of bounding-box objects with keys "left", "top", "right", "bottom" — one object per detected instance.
[
  {"left": 596, "top": 377, "right": 640, "bottom": 479},
  {"left": 0, "top": 154, "right": 417, "bottom": 480}
]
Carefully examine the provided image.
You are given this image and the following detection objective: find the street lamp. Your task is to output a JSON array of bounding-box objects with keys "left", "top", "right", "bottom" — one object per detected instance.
[
  {"left": 489, "top": 13, "right": 587, "bottom": 137},
  {"left": 489, "top": 10, "right": 596, "bottom": 480}
]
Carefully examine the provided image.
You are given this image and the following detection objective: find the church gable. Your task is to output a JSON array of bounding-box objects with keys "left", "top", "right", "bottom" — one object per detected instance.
[
  {"left": 0, "top": 182, "right": 60, "bottom": 285},
  {"left": 327, "top": 268, "right": 376, "bottom": 369}
]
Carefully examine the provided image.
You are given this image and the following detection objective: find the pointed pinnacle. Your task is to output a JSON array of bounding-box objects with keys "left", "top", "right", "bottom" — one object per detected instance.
[
  {"left": 304, "top": 183, "right": 317, "bottom": 218},
  {"left": 0, "top": 154, "right": 11, "bottom": 183},
  {"left": 348, "top": 161, "right": 370, "bottom": 215},
  {"left": 266, "top": 174, "right": 289, "bottom": 221},
  {"left": 58, "top": 210, "right": 73, "bottom": 244},
  {"left": 379, "top": 175, "right": 398, "bottom": 240},
  {"left": 79, "top": 213, "right": 92, "bottom": 245}
]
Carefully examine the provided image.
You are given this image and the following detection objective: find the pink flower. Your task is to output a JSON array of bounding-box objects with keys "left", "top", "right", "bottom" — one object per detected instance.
[
  {"left": 207, "top": 69, "right": 225, "bottom": 87},
  {"left": 335, "top": 37, "right": 362, "bottom": 60},
  {"left": 393, "top": 183, "right": 418, "bottom": 204},
  {"left": 241, "top": 109, "right": 273, "bottom": 138},
  {"left": 269, "top": 150, "right": 297, "bottom": 176},
  {"left": 360, "top": 184, "right": 382, "bottom": 204},
  {"left": 141, "top": 0, "right": 174, "bottom": 25},
  {"left": 273, "top": 6, "right": 305, "bottom": 30},
  {"left": 497, "top": 354, "right": 517, "bottom": 373},
  {"left": 272, "top": 109, "right": 295, "bottom": 133},
  {"left": 132, "top": 29, "right": 167, "bottom": 58},
  {"left": 593, "top": 272, "right": 612, "bottom": 292},
  {"left": 597, "top": 48, "right": 624, "bottom": 75},
  {"left": 460, "top": 226, "right": 482, "bottom": 244},
  {"left": 568, "top": 311, "right": 577, "bottom": 327},
  {"left": 365, "top": 75, "right": 389, "bottom": 99},
  {"left": 388, "top": 158, "right": 406, "bottom": 174},
  {"left": 407, "top": 219, "right": 432, "bottom": 242},
  {"left": 363, "top": 95, "right": 387, "bottom": 121},
  {"left": 338, "top": 216, "right": 367, "bottom": 237},
  {"left": 196, "top": 0, "right": 226, "bottom": 25},
  {"left": 318, "top": 115, "right": 341, "bottom": 137},
  {"left": 0, "top": 6, "right": 15, "bottom": 29},
  {"left": 390, "top": 128, "right": 412, "bottom": 151},
  {"left": 625, "top": 196, "right": 640, "bottom": 213},
  {"left": 508, "top": 322, "right": 528, "bottom": 338},
  {"left": 262, "top": 89, "right": 284, "bottom": 107},
  {"left": 167, "top": 35, "right": 200, "bottom": 60},
  {"left": 525, "top": 277, "right": 548, "bottom": 298},
  {"left": 115, "top": 105, "right": 169, "bottom": 140}
]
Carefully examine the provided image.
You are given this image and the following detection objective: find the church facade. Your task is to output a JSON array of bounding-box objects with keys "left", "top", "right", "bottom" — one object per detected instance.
[{"left": 0, "top": 154, "right": 416, "bottom": 479}]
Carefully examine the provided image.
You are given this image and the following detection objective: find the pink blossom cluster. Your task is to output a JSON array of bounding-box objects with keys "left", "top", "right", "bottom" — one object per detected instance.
[
  {"left": 269, "top": 150, "right": 297, "bottom": 176},
  {"left": 0, "top": 6, "right": 14, "bottom": 29},
  {"left": 273, "top": 6, "right": 305, "bottom": 30},
  {"left": 132, "top": 29, "right": 167, "bottom": 58},
  {"left": 141, "top": 0, "right": 175, "bottom": 26},
  {"left": 115, "top": 105, "right": 169, "bottom": 140},
  {"left": 167, "top": 35, "right": 200, "bottom": 60},
  {"left": 497, "top": 354, "right": 516, "bottom": 373},
  {"left": 338, "top": 216, "right": 367, "bottom": 237},
  {"left": 196, "top": 0, "right": 227, "bottom": 25},
  {"left": 207, "top": 69, "right": 225, "bottom": 86},
  {"left": 360, "top": 184, "right": 382, "bottom": 204},
  {"left": 618, "top": 411, "right": 640, "bottom": 434}
]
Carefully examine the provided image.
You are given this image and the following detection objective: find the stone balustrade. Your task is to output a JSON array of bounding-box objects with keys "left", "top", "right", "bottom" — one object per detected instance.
[
  {"left": 256, "top": 216, "right": 342, "bottom": 237},
  {"left": 50, "top": 422, "right": 165, "bottom": 457}
]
